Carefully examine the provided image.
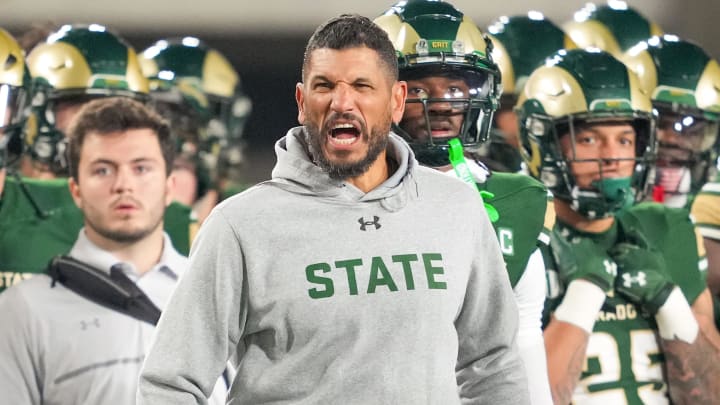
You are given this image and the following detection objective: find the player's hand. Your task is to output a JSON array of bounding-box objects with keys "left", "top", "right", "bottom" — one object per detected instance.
[
  {"left": 551, "top": 231, "right": 616, "bottom": 292},
  {"left": 608, "top": 227, "right": 675, "bottom": 315}
]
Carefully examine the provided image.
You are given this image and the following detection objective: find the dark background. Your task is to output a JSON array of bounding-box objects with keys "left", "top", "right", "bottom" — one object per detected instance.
[
  {"left": 6, "top": 0, "right": 720, "bottom": 185},
  {"left": 124, "top": 32, "right": 311, "bottom": 185}
]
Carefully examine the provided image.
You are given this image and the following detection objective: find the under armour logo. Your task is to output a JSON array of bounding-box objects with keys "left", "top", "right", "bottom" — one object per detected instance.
[
  {"left": 622, "top": 272, "right": 647, "bottom": 288},
  {"left": 359, "top": 216, "right": 381, "bottom": 231},
  {"left": 80, "top": 318, "right": 101, "bottom": 330}
]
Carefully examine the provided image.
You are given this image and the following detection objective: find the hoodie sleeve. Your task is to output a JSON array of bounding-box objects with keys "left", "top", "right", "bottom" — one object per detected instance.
[
  {"left": 0, "top": 285, "right": 43, "bottom": 405},
  {"left": 138, "top": 208, "right": 245, "bottom": 404},
  {"left": 455, "top": 205, "right": 531, "bottom": 404}
]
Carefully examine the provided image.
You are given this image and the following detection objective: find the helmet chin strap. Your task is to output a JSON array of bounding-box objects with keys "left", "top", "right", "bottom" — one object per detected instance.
[
  {"left": 592, "top": 177, "right": 634, "bottom": 205},
  {"left": 572, "top": 177, "right": 634, "bottom": 219}
]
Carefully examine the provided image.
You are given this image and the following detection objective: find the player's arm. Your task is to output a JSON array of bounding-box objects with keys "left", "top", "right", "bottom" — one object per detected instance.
[
  {"left": 658, "top": 288, "right": 720, "bottom": 404},
  {"left": 661, "top": 288, "right": 720, "bottom": 404},
  {"left": 543, "top": 314, "right": 591, "bottom": 405},
  {"left": 610, "top": 228, "right": 720, "bottom": 404},
  {"left": 704, "top": 238, "right": 720, "bottom": 296},
  {"left": 690, "top": 184, "right": 720, "bottom": 295},
  {"left": 543, "top": 234, "right": 615, "bottom": 405}
]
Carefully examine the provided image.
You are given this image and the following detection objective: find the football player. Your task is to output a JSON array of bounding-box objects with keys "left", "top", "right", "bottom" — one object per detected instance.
[
  {"left": 692, "top": 179, "right": 720, "bottom": 307},
  {"left": 0, "top": 27, "right": 28, "bottom": 175},
  {"left": 375, "top": 1, "right": 553, "bottom": 403},
  {"left": 482, "top": 11, "right": 578, "bottom": 173},
  {"left": 517, "top": 47, "right": 720, "bottom": 404},
  {"left": 564, "top": 0, "right": 662, "bottom": 58},
  {"left": 621, "top": 35, "right": 720, "bottom": 208},
  {"left": 140, "top": 37, "right": 253, "bottom": 222},
  {"left": 21, "top": 24, "right": 149, "bottom": 179},
  {"left": 0, "top": 25, "right": 193, "bottom": 294}
]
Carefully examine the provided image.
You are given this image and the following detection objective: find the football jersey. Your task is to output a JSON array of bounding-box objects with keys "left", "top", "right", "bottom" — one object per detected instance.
[
  {"left": 691, "top": 181, "right": 720, "bottom": 241},
  {"left": 479, "top": 171, "right": 552, "bottom": 287},
  {"left": 544, "top": 202, "right": 707, "bottom": 404},
  {"left": 0, "top": 176, "right": 195, "bottom": 293}
]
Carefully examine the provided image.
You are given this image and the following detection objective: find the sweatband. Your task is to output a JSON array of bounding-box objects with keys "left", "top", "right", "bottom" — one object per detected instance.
[
  {"left": 553, "top": 279, "right": 607, "bottom": 334},
  {"left": 655, "top": 287, "right": 699, "bottom": 344}
]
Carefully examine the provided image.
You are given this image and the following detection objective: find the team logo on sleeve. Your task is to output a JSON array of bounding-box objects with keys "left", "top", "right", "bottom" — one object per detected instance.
[{"left": 497, "top": 227, "right": 514, "bottom": 255}]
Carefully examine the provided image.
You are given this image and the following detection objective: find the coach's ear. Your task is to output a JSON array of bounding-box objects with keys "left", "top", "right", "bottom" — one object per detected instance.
[
  {"left": 296, "top": 82, "right": 306, "bottom": 125},
  {"left": 391, "top": 80, "right": 407, "bottom": 124}
]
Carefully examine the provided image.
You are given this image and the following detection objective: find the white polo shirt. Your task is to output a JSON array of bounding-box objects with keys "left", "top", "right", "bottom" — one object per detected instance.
[{"left": 0, "top": 229, "right": 227, "bottom": 404}]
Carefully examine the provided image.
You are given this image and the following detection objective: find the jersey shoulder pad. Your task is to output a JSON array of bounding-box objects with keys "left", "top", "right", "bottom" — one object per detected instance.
[
  {"left": 691, "top": 181, "right": 720, "bottom": 240},
  {"left": 164, "top": 201, "right": 195, "bottom": 256},
  {"left": 620, "top": 202, "right": 692, "bottom": 234},
  {"left": 620, "top": 202, "right": 706, "bottom": 304},
  {"left": 0, "top": 176, "right": 74, "bottom": 222},
  {"left": 485, "top": 172, "right": 547, "bottom": 205}
]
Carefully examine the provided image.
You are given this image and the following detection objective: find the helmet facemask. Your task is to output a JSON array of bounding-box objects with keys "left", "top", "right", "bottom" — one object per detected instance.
[
  {"left": 150, "top": 89, "right": 204, "bottom": 145},
  {"left": 395, "top": 63, "right": 498, "bottom": 167},
  {"left": 28, "top": 94, "right": 95, "bottom": 175},
  {"left": 24, "top": 25, "right": 150, "bottom": 176},
  {"left": 653, "top": 103, "right": 719, "bottom": 201},
  {"left": 141, "top": 38, "right": 252, "bottom": 189},
  {"left": 374, "top": 0, "right": 501, "bottom": 168},
  {"left": 0, "top": 83, "right": 28, "bottom": 168},
  {"left": 524, "top": 111, "right": 655, "bottom": 219}
]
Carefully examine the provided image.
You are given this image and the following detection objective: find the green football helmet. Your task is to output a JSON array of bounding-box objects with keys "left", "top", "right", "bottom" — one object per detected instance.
[
  {"left": 564, "top": 1, "right": 663, "bottom": 58},
  {"left": 0, "top": 28, "right": 30, "bottom": 169},
  {"left": 374, "top": 0, "right": 501, "bottom": 167},
  {"left": 140, "top": 37, "right": 252, "bottom": 184},
  {"left": 488, "top": 11, "right": 578, "bottom": 109},
  {"left": 622, "top": 35, "right": 720, "bottom": 204},
  {"left": 24, "top": 24, "right": 149, "bottom": 175},
  {"left": 517, "top": 49, "right": 656, "bottom": 219},
  {"left": 483, "top": 12, "right": 578, "bottom": 172}
]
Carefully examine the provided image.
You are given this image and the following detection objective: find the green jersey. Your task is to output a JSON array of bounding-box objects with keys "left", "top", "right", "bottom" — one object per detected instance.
[
  {"left": 0, "top": 176, "right": 195, "bottom": 293},
  {"left": 0, "top": 177, "right": 82, "bottom": 291},
  {"left": 545, "top": 202, "right": 707, "bottom": 404},
  {"left": 690, "top": 180, "right": 720, "bottom": 327},
  {"left": 479, "top": 171, "right": 552, "bottom": 287},
  {"left": 691, "top": 181, "right": 720, "bottom": 241}
]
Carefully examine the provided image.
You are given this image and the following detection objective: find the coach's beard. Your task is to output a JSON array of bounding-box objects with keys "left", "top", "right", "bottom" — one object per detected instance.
[{"left": 305, "top": 113, "right": 391, "bottom": 181}]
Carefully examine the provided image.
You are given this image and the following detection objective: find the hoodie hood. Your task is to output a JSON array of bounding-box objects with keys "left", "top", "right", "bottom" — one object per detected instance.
[{"left": 269, "top": 126, "right": 418, "bottom": 211}]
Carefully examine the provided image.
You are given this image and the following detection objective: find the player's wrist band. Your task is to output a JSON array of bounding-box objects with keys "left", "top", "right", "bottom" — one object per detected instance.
[
  {"left": 655, "top": 287, "right": 699, "bottom": 344},
  {"left": 553, "top": 279, "right": 607, "bottom": 334}
]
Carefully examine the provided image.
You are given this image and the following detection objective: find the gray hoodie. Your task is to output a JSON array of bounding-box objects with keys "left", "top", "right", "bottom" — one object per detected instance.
[{"left": 138, "top": 127, "right": 529, "bottom": 404}]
